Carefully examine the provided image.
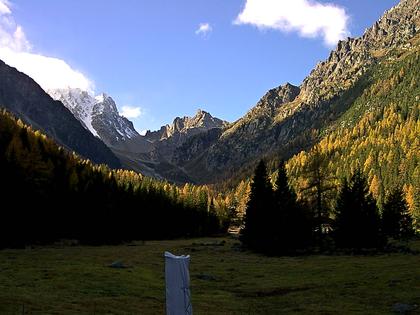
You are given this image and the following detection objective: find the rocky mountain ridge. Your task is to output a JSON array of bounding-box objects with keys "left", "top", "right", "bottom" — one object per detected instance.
[
  {"left": 144, "top": 109, "right": 228, "bottom": 144},
  {"left": 172, "top": 0, "right": 420, "bottom": 184},
  {"left": 119, "top": 109, "right": 229, "bottom": 182}
]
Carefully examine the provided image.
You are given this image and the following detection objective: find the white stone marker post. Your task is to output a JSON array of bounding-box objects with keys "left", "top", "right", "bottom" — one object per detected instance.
[{"left": 165, "top": 252, "right": 192, "bottom": 315}]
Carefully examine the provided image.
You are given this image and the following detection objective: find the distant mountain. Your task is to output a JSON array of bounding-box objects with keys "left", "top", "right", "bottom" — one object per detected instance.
[
  {"left": 49, "top": 88, "right": 139, "bottom": 146},
  {"left": 172, "top": 0, "right": 420, "bottom": 184},
  {"left": 144, "top": 109, "right": 229, "bottom": 161},
  {"left": 48, "top": 88, "right": 227, "bottom": 181},
  {"left": 0, "top": 60, "right": 121, "bottom": 168},
  {"left": 145, "top": 109, "right": 228, "bottom": 144},
  {"left": 122, "top": 109, "right": 229, "bottom": 182}
]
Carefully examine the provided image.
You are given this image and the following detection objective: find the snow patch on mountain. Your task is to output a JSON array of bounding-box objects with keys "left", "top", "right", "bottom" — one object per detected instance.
[
  {"left": 48, "top": 88, "right": 139, "bottom": 143},
  {"left": 48, "top": 88, "right": 99, "bottom": 137}
]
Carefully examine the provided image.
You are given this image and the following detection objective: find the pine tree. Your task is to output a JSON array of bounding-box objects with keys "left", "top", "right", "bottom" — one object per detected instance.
[
  {"left": 382, "top": 188, "right": 414, "bottom": 240},
  {"left": 273, "top": 161, "right": 312, "bottom": 253},
  {"left": 334, "top": 170, "right": 383, "bottom": 249},
  {"left": 241, "top": 160, "right": 273, "bottom": 251}
]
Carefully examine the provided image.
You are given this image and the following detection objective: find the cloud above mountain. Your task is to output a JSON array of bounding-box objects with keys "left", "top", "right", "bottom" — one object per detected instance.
[
  {"left": 121, "top": 105, "right": 142, "bottom": 119},
  {"left": 234, "top": 0, "right": 350, "bottom": 46},
  {"left": 0, "top": 0, "right": 93, "bottom": 92}
]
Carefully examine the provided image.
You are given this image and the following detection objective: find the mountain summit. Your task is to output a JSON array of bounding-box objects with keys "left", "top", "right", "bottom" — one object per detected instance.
[
  {"left": 49, "top": 88, "right": 139, "bottom": 146},
  {"left": 144, "top": 109, "right": 228, "bottom": 145}
]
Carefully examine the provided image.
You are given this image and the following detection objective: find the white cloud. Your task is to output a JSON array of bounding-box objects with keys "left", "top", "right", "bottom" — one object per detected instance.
[
  {"left": 0, "top": 0, "right": 94, "bottom": 92},
  {"left": 0, "top": 0, "right": 11, "bottom": 15},
  {"left": 234, "top": 0, "right": 350, "bottom": 46},
  {"left": 195, "top": 23, "right": 212, "bottom": 37},
  {"left": 139, "top": 129, "right": 147, "bottom": 136},
  {"left": 121, "top": 105, "right": 142, "bottom": 119}
]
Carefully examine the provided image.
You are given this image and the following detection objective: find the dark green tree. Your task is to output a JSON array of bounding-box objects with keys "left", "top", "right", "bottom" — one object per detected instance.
[
  {"left": 241, "top": 160, "right": 273, "bottom": 251},
  {"left": 273, "top": 161, "right": 313, "bottom": 253},
  {"left": 382, "top": 188, "right": 414, "bottom": 240},
  {"left": 334, "top": 170, "right": 383, "bottom": 249}
]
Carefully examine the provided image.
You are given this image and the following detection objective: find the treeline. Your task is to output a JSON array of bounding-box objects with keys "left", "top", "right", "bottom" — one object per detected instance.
[
  {"left": 241, "top": 160, "right": 415, "bottom": 254},
  {"left": 0, "top": 110, "right": 227, "bottom": 248}
]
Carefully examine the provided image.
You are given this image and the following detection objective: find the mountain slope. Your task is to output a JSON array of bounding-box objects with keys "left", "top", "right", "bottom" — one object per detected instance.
[
  {"left": 0, "top": 61, "right": 121, "bottom": 168},
  {"left": 287, "top": 43, "right": 420, "bottom": 224},
  {"left": 176, "top": 0, "right": 420, "bottom": 184}
]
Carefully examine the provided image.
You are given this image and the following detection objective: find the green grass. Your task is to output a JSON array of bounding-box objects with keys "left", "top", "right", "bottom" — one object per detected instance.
[{"left": 0, "top": 237, "right": 419, "bottom": 314}]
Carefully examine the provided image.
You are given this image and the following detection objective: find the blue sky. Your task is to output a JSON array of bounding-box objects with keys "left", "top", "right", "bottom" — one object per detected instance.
[{"left": 1, "top": 0, "right": 398, "bottom": 133}]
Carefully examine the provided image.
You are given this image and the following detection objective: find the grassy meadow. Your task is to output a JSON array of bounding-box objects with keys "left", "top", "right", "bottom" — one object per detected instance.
[{"left": 0, "top": 237, "right": 419, "bottom": 314}]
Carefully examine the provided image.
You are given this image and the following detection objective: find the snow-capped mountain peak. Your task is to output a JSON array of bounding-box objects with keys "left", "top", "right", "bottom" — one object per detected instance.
[
  {"left": 48, "top": 88, "right": 99, "bottom": 137},
  {"left": 94, "top": 93, "right": 108, "bottom": 103},
  {"left": 48, "top": 88, "right": 139, "bottom": 146}
]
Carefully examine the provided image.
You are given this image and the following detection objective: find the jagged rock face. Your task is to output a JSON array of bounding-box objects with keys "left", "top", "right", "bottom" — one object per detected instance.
[
  {"left": 91, "top": 93, "right": 139, "bottom": 146},
  {"left": 49, "top": 89, "right": 139, "bottom": 147},
  {"left": 300, "top": 0, "right": 420, "bottom": 105},
  {"left": 141, "top": 109, "right": 228, "bottom": 165},
  {"left": 0, "top": 61, "right": 121, "bottom": 168},
  {"left": 362, "top": 0, "right": 419, "bottom": 50},
  {"left": 145, "top": 109, "right": 228, "bottom": 146},
  {"left": 175, "top": 0, "right": 420, "bottom": 184}
]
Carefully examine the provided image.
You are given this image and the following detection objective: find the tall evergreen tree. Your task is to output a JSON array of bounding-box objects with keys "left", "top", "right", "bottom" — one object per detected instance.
[
  {"left": 334, "top": 170, "right": 383, "bottom": 249},
  {"left": 382, "top": 188, "right": 414, "bottom": 240},
  {"left": 241, "top": 160, "right": 273, "bottom": 251},
  {"left": 273, "top": 161, "right": 312, "bottom": 253}
]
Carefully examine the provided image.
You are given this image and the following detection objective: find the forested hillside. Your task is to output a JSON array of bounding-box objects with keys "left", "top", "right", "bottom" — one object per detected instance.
[
  {"left": 0, "top": 110, "right": 228, "bottom": 248},
  {"left": 287, "top": 42, "right": 419, "bottom": 225},
  {"left": 219, "top": 37, "right": 419, "bottom": 232}
]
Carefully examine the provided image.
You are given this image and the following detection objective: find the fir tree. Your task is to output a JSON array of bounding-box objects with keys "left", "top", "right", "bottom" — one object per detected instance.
[
  {"left": 241, "top": 160, "right": 273, "bottom": 251},
  {"left": 382, "top": 188, "right": 414, "bottom": 240},
  {"left": 334, "top": 170, "right": 383, "bottom": 249},
  {"left": 273, "top": 161, "right": 312, "bottom": 253}
]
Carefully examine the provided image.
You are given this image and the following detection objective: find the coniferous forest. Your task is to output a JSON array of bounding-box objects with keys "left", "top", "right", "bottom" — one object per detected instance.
[
  {"left": 0, "top": 110, "right": 226, "bottom": 248},
  {"left": 241, "top": 160, "right": 415, "bottom": 254}
]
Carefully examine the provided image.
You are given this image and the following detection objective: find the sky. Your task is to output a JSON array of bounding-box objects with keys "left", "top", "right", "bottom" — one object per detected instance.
[{"left": 0, "top": 0, "right": 399, "bottom": 133}]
